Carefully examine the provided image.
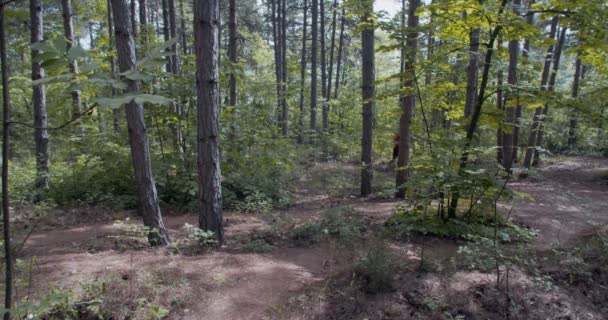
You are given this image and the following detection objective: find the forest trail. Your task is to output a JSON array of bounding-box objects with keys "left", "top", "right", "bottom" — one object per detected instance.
[{"left": 14, "top": 156, "right": 608, "bottom": 319}]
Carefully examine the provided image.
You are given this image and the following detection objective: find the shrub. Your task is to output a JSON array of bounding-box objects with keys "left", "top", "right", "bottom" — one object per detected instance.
[
  {"left": 241, "top": 238, "right": 275, "bottom": 253},
  {"left": 354, "top": 240, "right": 397, "bottom": 293},
  {"left": 386, "top": 206, "right": 535, "bottom": 243}
]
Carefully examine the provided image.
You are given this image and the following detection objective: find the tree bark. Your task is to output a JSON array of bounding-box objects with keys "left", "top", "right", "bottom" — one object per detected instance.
[
  {"left": 62, "top": 0, "right": 86, "bottom": 144},
  {"left": 320, "top": 0, "right": 328, "bottom": 132},
  {"left": 194, "top": 0, "right": 224, "bottom": 244},
  {"left": 228, "top": 0, "right": 237, "bottom": 108},
  {"left": 168, "top": 0, "right": 178, "bottom": 73},
  {"left": 567, "top": 58, "right": 582, "bottom": 149},
  {"left": 139, "top": 0, "right": 147, "bottom": 44},
  {"left": 463, "top": 10, "right": 480, "bottom": 119},
  {"left": 161, "top": 0, "right": 171, "bottom": 71},
  {"left": 130, "top": 0, "right": 137, "bottom": 38},
  {"left": 31, "top": 0, "right": 49, "bottom": 191},
  {"left": 333, "top": 6, "right": 345, "bottom": 100},
  {"left": 108, "top": 0, "right": 120, "bottom": 132},
  {"left": 522, "top": 16, "right": 558, "bottom": 170},
  {"left": 297, "top": 0, "right": 308, "bottom": 143},
  {"left": 533, "top": 26, "right": 566, "bottom": 166},
  {"left": 501, "top": 0, "right": 521, "bottom": 172},
  {"left": 360, "top": 0, "right": 374, "bottom": 196},
  {"left": 395, "top": 0, "right": 419, "bottom": 199},
  {"left": 327, "top": 0, "right": 338, "bottom": 100},
  {"left": 513, "top": 0, "right": 535, "bottom": 162},
  {"left": 111, "top": 0, "right": 170, "bottom": 246},
  {"left": 310, "top": 0, "right": 318, "bottom": 132},
  {"left": 280, "top": 0, "right": 288, "bottom": 135},
  {"left": 270, "top": 0, "right": 283, "bottom": 130},
  {"left": 496, "top": 39, "right": 504, "bottom": 164},
  {"left": 1, "top": 5, "right": 14, "bottom": 319}
]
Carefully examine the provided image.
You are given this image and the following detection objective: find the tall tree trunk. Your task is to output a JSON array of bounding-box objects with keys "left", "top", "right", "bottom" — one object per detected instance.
[
  {"left": 161, "top": 0, "right": 171, "bottom": 71},
  {"left": 501, "top": 0, "right": 521, "bottom": 172},
  {"left": 395, "top": 0, "right": 420, "bottom": 199},
  {"left": 522, "top": 16, "right": 558, "bottom": 171},
  {"left": 297, "top": 0, "right": 308, "bottom": 143},
  {"left": 533, "top": 26, "right": 566, "bottom": 166},
  {"left": 463, "top": 10, "right": 480, "bottom": 119},
  {"left": 567, "top": 58, "right": 582, "bottom": 149},
  {"left": 130, "top": 0, "right": 137, "bottom": 38},
  {"left": 271, "top": 0, "right": 283, "bottom": 129},
  {"left": 228, "top": 0, "right": 237, "bottom": 141},
  {"left": 496, "top": 39, "right": 504, "bottom": 164},
  {"left": 1, "top": 5, "right": 14, "bottom": 319},
  {"left": 108, "top": 0, "right": 120, "bottom": 132},
  {"left": 360, "top": 0, "right": 374, "bottom": 196},
  {"left": 310, "top": 0, "right": 318, "bottom": 132},
  {"left": 513, "top": 0, "right": 535, "bottom": 163},
  {"left": 111, "top": 0, "right": 170, "bottom": 246},
  {"left": 448, "top": 0, "right": 509, "bottom": 218},
  {"left": 194, "top": 0, "right": 224, "bottom": 244},
  {"left": 280, "top": 0, "right": 288, "bottom": 135},
  {"left": 327, "top": 0, "right": 338, "bottom": 100},
  {"left": 139, "top": 0, "right": 147, "bottom": 45},
  {"left": 333, "top": 6, "right": 345, "bottom": 99},
  {"left": 320, "top": 0, "right": 328, "bottom": 132},
  {"left": 31, "top": 0, "right": 49, "bottom": 191},
  {"left": 179, "top": 0, "right": 187, "bottom": 55},
  {"left": 62, "top": 0, "right": 85, "bottom": 144},
  {"left": 168, "top": 0, "right": 178, "bottom": 73}
]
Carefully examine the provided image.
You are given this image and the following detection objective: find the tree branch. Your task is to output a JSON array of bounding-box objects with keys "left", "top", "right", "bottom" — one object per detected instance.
[{"left": 8, "top": 104, "right": 96, "bottom": 130}]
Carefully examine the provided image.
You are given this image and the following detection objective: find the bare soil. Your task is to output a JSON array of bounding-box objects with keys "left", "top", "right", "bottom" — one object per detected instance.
[{"left": 4, "top": 156, "right": 608, "bottom": 319}]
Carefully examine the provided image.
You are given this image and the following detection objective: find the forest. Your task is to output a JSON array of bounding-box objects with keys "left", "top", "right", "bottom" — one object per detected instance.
[{"left": 0, "top": 0, "right": 607, "bottom": 318}]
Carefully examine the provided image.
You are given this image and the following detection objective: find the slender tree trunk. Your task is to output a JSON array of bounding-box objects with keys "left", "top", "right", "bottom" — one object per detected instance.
[
  {"left": 448, "top": 0, "right": 509, "bottom": 217},
  {"left": 320, "top": 0, "right": 328, "bottom": 132},
  {"left": 360, "top": 0, "right": 374, "bottom": 196},
  {"left": 108, "top": 0, "right": 120, "bottom": 132},
  {"left": 310, "top": 0, "right": 318, "bottom": 132},
  {"left": 161, "top": 0, "right": 171, "bottom": 71},
  {"left": 31, "top": 0, "right": 49, "bottom": 191},
  {"left": 333, "top": 6, "right": 345, "bottom": 100},
  {"left": 463, "top": 10, "right": 480, "bottom": 119},
  {"left": 513, "top": 0, "right": 535, "bottom": 163},
  {"left": 522, "top": 16, "right": 558, "bottom": 170},
  {"left": 1, "top": 5, "right": 14, "bottom": 319},
  {"left": 533, "top": 26, "right": 566, "bottom": 166},
  {"left": 130, "top": 0, "right": 137, "bottom": 38},
  {"left": 501, "top": 0, "right": 521, "bottom": 172},
  {"left": 297, "top": 0, "right": 308, "bottom": 143},
  {"left": 496, "top": 39, "right": 504, "bottom": 164},
  {"left": 194, "top": 0, "right": 224, "bottom": 244},
  {"left": 396, "top": 0, "right": 420, "bottom": 199},
  {"left": 567, "top": 58, "right": 582, "bottom": 149},
  {"left": 271, "top": 0, "right": 283, "bottom": 129},
  {"left": 62, "top": 0, "right": 85, "bottom": 144},
  {"left": 139, "top": 0, "right": 147, "bottom": 45},
  {"left": 111, "top": 0, "right": 170, "bottom": 246},
  {"left": 228, "top": 0, "right": 237, "bottom": 109},
  {"left": 179, "top": 0, "right": 187, "bottom": 55},
  {"left": 327, "top": 0, "right": 338, "bottom": 100},
  {"left": 168, "top": 0, "right": 178, "bottom": 73},
  {"left": 280, "top": 0, "right": 288, "bottom": 135}
]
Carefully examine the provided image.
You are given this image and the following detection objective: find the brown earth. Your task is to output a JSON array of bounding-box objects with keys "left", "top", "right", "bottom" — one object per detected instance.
[{"left": 4, "top": 156, "right": 608, "bottom": 319}]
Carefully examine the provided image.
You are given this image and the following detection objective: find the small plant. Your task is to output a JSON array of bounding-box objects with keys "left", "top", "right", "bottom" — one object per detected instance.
[
  {"left": 353, "top": 240, "right": 397, "bottom": 293},
  {"left": 183, "top": 223, "right": 218, "bottom": 247},
  {"left": 241, "top": 238, "right": 275, "bottom": 253}
]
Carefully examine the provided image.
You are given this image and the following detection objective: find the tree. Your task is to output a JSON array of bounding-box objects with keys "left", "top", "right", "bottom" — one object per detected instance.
[
  {"left": 360, "top": 0, "right": 374, "bottom": 196},
  {"left": 463, "top": 9, "right": 480, "bottom": 119},
  {"left": 310, "top": 0, "right": 318, "bottom": 133},
  {"left": 1, "top": 3, "right": 13, "bottom": 318},
  {"left": 194, "top": 0, "right": 224, "bottom": 244},
  {"left": 567, "top": 57, "right": 582, "bottom": 149},
  {"left": 522, "top": 16, "right": 558, "bottom": 171},
  {"left": 333, "top": 6, "right": 345, "bottom": 100},
  {"left": 321, "top": 0, "right": 328, "bottom": 132},
  {"left": 327, "top": 0, "right": 338, "bottom": 100},
  {"left": 61, "top": 0, "right": 85, "bottom": 144},
  {"left": 396, "top": 0, "right": 420, "bottom": 199},
  {"left": 31, "top": 0, "right": 49, "bottom": 191},
  {"left": 501, "top": 0, "right": 522, "bottom": 172},
  {"left": 228, "top": 0, "right": 237, "bottom": 114},
  {"left": 111, "top": 0, "right": 170, "bottom": 246},
  {"left": 298, "top": 0, "right": 308, "bottom": 143}
]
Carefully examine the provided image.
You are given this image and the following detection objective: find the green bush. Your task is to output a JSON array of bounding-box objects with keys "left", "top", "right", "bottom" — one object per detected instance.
[
  {"left": 354, "top": 240, "right": 397, "bottom": 293},
  {"left": 289, "top": 207, "right": 364, "bottom": 245},
  {"left": 386, "top": 206, "right": 535, "bottom": 243},
  {"left": 241, "top": 238, "right": 275, "bottom": 253}
]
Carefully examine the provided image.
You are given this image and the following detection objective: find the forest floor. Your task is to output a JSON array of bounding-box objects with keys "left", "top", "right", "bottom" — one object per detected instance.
[{"left": 8, "top": 156, "right": 608, "bottom": 319}]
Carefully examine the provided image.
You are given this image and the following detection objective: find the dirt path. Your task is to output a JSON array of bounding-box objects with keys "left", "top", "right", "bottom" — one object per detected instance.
[{"left": 11, "top": 156, "right": 608, "bottom": 319}]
